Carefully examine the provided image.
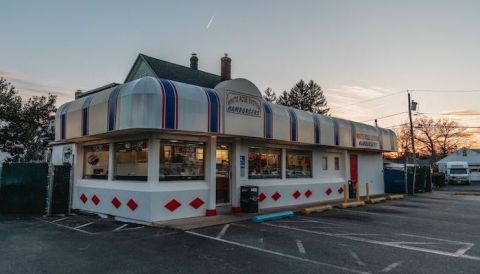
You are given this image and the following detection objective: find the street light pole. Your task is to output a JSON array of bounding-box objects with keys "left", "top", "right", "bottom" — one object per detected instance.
[{"left": 407, "top": 91, "right": 417, "bottom": 195}]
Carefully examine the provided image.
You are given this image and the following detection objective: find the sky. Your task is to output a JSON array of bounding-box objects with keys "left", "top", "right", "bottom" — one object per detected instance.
[{"left": 1, "top": 0, "right": 480, "bottom": 145}]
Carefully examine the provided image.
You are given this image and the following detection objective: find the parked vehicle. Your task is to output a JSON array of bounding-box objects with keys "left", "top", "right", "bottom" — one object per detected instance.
[{"left": 446, "top": 161, "right": 470, "bottom": 185}]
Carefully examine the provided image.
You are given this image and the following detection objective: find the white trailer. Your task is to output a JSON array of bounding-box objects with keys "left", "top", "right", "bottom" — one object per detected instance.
[{"left": 446, "top": 161, "right": 470, "bottom": 185}]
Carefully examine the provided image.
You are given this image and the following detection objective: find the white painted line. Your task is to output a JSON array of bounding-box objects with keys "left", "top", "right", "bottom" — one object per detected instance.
[
  {"left": 296, "top": 239, "right": 306, "bottom": 254},
  {"left": 455, "top": 243, "right": 475, "bottom": 256},
  {"left": 350, "top": 251, "right": 366, "bottom": 266},
  {"left": 51, "top": 217, "right": 69, "bottom": 223},
  {"left": 74, "top": 222, "right": 94, "bottom": 229},
  {"left": 399, "top": 233, "right": 471, "bottom": 245},
  {"left": 113, "top": 224, "right": 128, "bottom": 232},
  {"left": 35, "top": 218, "right": 94, "bottom": 235},
  {"left": 380, "top": 261, "right": 402, "bottom": 272},
  {"left": 296, "top": 216, "right": 343, "bottom": 226},
  {"left": 217, "top": 224, "right": 230, "bottom": 239},
  {"left": 264, "top": 223, "right": 480, "bottom": 261},
  {"left": 119, "top": 226, "right": 144, "bottom": 231},
  {"left": 186, "top": 230, "right": 371, "bottom": 274}
]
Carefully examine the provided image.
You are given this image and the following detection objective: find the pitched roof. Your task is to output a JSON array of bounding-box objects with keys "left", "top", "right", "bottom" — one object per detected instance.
[{"left": 125, "top": 53, "right": 222, "bottom": 88}]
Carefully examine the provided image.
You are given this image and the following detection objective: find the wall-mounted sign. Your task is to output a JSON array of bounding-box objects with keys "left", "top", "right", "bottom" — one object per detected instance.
[
  {"left": 226, "top": 91, "right": 261, "bottom": 117},
  {"left": 356, "top": 133, "right": 380, "bottom": 148}
]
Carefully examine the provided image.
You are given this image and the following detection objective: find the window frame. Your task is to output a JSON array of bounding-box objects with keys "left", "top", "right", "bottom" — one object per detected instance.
[
  {"left": 83, "top": 143, "right": 110, "bottom": 180},
  {"left": 159, "top": 140, "right": 206, "bottom": 181},
  {"left": 113, "top": 139, "right": 149, "bottom": 181},
  {"left": 248, "top": 147, "right": 282, "bottom": 179},
  {"left": 322, "top": 156, "right": 329, "bottom": 171},
  {"left": 286, "top": 149, "right": 312, "bottom": 179},
  {"left": 334, "top": 156, "right": 340, "bottom": 171}
]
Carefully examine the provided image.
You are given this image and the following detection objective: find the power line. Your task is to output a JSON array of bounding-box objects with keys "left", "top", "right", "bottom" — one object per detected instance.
[
  {"left": 411, "top": 89, "right": 480, "bottom": 93},
  {"left": 330, "top": 90, "right": 405, "bottom": 111},
  {"left": 361, "top": 111, "right": 408, "bottom": 123},
  {"left": 415, "top": 112, "right": 480, "bottom": 116}
]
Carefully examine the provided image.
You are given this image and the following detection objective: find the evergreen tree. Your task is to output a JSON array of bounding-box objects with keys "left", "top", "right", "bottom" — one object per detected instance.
[
  {"left": 276, "top": 80, "right": 329, "bottom": 115},
  {"left": 263, "top": 88, "right": 277, "bottom": 103}
]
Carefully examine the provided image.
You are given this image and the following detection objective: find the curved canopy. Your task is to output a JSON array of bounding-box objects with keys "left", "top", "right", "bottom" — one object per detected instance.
[{"left": 55, "top": 76, "right": 398, "bottom": 152}]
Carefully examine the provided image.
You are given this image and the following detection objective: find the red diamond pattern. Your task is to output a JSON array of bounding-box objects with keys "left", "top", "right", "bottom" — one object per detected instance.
[
  {"left": 258, "top": 193, "right": 266, "bottom": 202},
  {"left": 91, "top": 195, "right": 100, "bottom": 205},
  {"left": 338, "top": 187, "right": 344, "bottom": 194},
  {"left": 271, "top": 192, "right": 281, "bottom": 201},
  {"left": 292, "top": 190, "right": 301, "bottom": 199},
  {"left": 325, "top": 188, "right": 332, "bottom": 196},
  {"left": 189, "top": 197, "right": 204, "bottom": 209},
  {"left": 127, "top": 199, "right": 138, "bottom": 211},
  {"left": 111, "top": 197, "right": 122, "bottom": 208},
  {"left": 80, "top": 193, "right": 88, "bottom": 204},
  {"left": 165, "top": 199, "right": 181, "bottom": 212},
  {"left": 305, "top": 189, "right": 312, "bottom": 198}
]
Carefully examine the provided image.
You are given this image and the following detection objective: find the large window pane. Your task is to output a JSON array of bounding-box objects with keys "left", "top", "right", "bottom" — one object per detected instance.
[
  {"left": 248, "top": 148, "right": 281, "bottom": 179},
  {"left": 83, "top": 144, "right": 109, "bottom": 179},
  {"left": 114, "top": 140, "right": 148, "bottom": 181},
  {"left": 160, "top": 141, "right": 205, "bottom": 181},
  {"left": 286, "top": 150, "right": 312, "bottom": 178}
]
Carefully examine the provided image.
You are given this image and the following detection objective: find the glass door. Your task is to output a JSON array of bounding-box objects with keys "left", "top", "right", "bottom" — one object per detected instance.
[{"left": 216, "top": 144, "right": 231, "bottom": 204}]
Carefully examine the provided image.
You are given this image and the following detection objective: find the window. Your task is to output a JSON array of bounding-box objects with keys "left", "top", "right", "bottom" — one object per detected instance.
[
  {"left": 322, "top": 156, "right": 328, "bottom": 170},
  {"left": 248, "top": 148, "right": 281, "bottom": 179},
  {"left": 114, "top": 140, "right": 148, "bottom": 181},
  {"left": 334, "top": 157, "right": 340, "bottom": 171},
  {"left": 83, "top": 144, "right": 109, "bottom": 179},
  {"left": 286, "top": 150, "right": 312, "bottom": 178},
  {"left": 160, "top": 141, "right": 205, "bottom": 181}
]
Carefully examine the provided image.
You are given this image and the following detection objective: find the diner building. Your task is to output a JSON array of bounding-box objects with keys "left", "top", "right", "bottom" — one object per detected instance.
[{"left": 53, "top": 75, "right": 397, "bottom": 224}]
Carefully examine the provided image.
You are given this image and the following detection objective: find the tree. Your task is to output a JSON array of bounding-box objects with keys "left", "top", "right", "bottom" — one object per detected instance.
[
  {"left": 263, "top": 88, "right": 277, "bottom": 103},
  {"left": 0, "top": 77, "right": 57, "bottom": 162},
  {"left": 276, "top": 80, "right": 330, "bottom": 115},
  {"left": 395, "top": 116, "right": 472, "bottom": 161}
]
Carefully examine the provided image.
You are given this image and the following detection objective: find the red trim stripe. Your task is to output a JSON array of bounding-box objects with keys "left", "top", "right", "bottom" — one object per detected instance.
[{"left": 169, "top": 80, "right": 179, "bottom": 129}]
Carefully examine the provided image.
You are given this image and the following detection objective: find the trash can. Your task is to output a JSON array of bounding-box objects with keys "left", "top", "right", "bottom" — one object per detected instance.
[{"left": 240, "top": 185, "right": 259, "bottom": 213}]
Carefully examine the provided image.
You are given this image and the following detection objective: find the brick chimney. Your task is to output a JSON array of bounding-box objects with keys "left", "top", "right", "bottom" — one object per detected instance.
[
  {"left": 190, "top": 53, "right": 198, "bottom": 70},
  {"left": 221, "top": 53, "right": 231, "bottom": 81}
]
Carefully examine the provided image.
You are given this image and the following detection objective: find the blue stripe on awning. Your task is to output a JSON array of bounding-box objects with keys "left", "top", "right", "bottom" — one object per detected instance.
[
  {"left": 107, "top": 87, "right": 121, "bottom": 131},
  {"left": 60, "top": 103, "right": 71, "bottom": 140},
  {"left": 378, "top": 129, "right": 384, "bottom": 150},
  {"left": 350, "top": 121, "right": 357, "bottom": 147},
  {"left": 313, "top": 115, "right": 321, "bottom": 144},
  {"left": 287, "top": 109, "right": 298, "bottom": 142},
  {"left": 81, "top": 95, "right": 94, "bottom": 136},
  {"left": 333, "top": 119, "right": 340, "bottom": 146},
  {"left": 205, "top": 88, "right": 220, "bottom": 133},
  {"left": 262, "top": 102, "right": 273, "bottom": 139},
  {"left": 159, "top": 79, "right": 177, "bottom": 129}
]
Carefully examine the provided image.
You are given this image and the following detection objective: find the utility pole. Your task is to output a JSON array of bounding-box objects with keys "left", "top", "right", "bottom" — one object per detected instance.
[
  {"left": 374, "top": 119, "right": 378, "bottom": 127},
  {"left": 407, "top": 91, "right": 417, "bottom": 195}
]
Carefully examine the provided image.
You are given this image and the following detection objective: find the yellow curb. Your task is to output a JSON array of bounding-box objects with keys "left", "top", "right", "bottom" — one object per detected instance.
[
  {"left": 387, "top": 194, "right": 404, "bottom": 200},
  {"left": 337, "top": 201, "right": 365, "bottom": 209},
  {"left": 366, "top": 197, "right": 387, "bottom": 204},
  {"left": 301, "top": 205, "right": 333, "bottom": 214},
  {"left": 454, "top": 192, "right": 480, "bottom": 196}
]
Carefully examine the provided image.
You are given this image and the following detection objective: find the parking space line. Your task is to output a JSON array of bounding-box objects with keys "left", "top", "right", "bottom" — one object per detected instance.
[
  {"left": 264, "top": 222, "right": 480, "bottom": 261},
  {"left": 51, "top": 217, "right": 69, "bottom": 223},
  {"left": 296, "top": 239, "right": 306, "bottom": 254},
  {"left": 114, "top": 224, "right": 129, "bottom": 232},
  {"left": 185, "top": 230, "right": 371, "bottom": 274},
  {"left": 74, "top": 222, "right": 94, "bottom": 229},
  {"left": 380, "top": 261, "right": 402, "bottom": 272},
  {"left": 217, "top": 224, "right": 230, "bottom": 239},
  {"left": 350, "top": 251, "right": 366, "bottom": 266},
  {"left": 35, "top": 218, "right": 94, "bottom": 235}
]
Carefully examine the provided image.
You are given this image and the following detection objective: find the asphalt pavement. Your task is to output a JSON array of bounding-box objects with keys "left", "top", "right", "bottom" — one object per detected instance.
[{"left": 1, "top": 182, "right": 480, "bottom": 273}]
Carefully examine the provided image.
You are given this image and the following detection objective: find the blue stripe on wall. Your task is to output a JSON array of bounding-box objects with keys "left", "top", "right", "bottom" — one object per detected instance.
[
  {"left": 389, "top": 131, "right": 395, "bottom": 150},
  {"left": 81, "top": 96, "right": 94, "bottom": 136},
  {"left": 262, "top": 102, "right": 273, "bottom": 139},
  {"left": 313, "top": 115, "right": 321, "bottom": 144},
  {"left": 333, "top": 119, "right": 340, "bottom": 146},
  {"left": 159, "top": 79, "right": 177, "bottom": 129},
  {"left": 378, "top": 129, "right": 384, "bottom": 150},
  {"left": 287, "top": 109, "right": 298, "bottom": 141},
  {"left": 350, "top": 121, "right": 357, "bottom": 147},
  {"left": 205, "top": 88, "right": 219, "bottom": 133},
  {"left": 107, "top": 87, "right": 121, "bottom": 131}
]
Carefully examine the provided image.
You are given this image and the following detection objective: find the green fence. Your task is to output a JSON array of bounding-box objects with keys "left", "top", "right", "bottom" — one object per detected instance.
[{"left": 0, "top": 163, "right": 48, "bottom": 214}]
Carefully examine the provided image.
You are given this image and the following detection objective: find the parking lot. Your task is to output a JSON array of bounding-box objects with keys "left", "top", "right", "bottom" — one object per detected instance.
[{"left": 1, "top": 183, "right": 480, "bottom": 273}]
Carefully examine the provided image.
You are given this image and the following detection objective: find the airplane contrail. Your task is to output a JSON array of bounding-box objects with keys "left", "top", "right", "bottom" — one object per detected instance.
[{"left": 206, "top": 14, "right": 215, "bottom": 29}]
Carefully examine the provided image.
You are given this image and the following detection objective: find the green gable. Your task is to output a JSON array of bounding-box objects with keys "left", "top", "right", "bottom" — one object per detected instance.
[{"left": 124, "top": 53, "right": 222, "bottom": 88}]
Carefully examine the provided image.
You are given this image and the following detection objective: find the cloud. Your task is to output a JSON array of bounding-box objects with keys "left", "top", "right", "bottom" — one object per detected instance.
[
  {"left": 444, "top": 109, "right": 480, "bottom": 116},
  {"left": 0, "top": 71, "right": 74, "bottom": 104}
]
